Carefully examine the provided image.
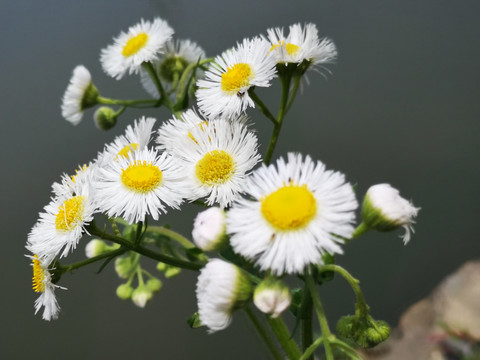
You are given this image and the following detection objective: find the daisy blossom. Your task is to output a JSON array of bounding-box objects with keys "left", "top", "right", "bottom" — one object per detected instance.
[
  {"left": 140, "top": 38, "right": 206, "bottom": 97},
  {"left": 171, "top": 117, "right": 261, "bottom": 207},
  {"left": 27, "top": 181, "right": 97, "bottom": 264},
  {"left": 196, "top": 37, "right": 276, "bottom": 118},
  {"left": 100, "top": 18, "right": 174, "bottom": 80},
  {"left": 94, "top": 148, "right": 186, "bottom": 224},
  {"left": 227, "top": 153, "right": 358, "bottom": 275},
  {"left": 29, "top": 255, "right": 64, "bottom": 321},
  {"left": 61, "top": 65, "right": 98, "bottom": 125},
  {"left": 266, "top": 23, "right": 337, "bottom": 71}
]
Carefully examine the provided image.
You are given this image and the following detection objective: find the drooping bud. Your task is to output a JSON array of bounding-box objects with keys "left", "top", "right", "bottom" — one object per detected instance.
[
  {"left": 94, "top": 106, "right": 117, "bottom": 130},
  {"left": 115, "top": 255, "right": 136, "bottom": 279},
  {"left": 85, "top": 239, "right": 106, "bottom": 258},
  {"left": 361, "top": 183, "right": 420, "bottom": 244},
  {"left": 146, "top": 277, "right": 162, "bottom": 292},
  {"left": 116, "top": 283, "right": 134, "bottom": 300},
  {"left": 337, "top": 315, "right": 390, "bottom": 349},
  {"left": 131, "top": 285, "right": 153, "bottom": 308},
  {"left": 192, "top": 207, "right": 228, "bottom": 251},
  {"left": 253, "top": 277, "right": 291, "bottom": 318}
]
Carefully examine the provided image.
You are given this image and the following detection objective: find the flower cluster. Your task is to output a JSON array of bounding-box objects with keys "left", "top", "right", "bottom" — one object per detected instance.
[{"left": 28, "top": 16, "right": 420, "bottom": 360}]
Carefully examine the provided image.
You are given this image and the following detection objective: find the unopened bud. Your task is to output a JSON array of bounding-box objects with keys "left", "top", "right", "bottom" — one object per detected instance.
[
  {"left": 85, "top": 239, "right": 106, "bottom": 258},
  {"left": 94, "top": 106, "right": 117, "bottom": 130},
  {"left": 131, "top": 285, "right": 153, "bottom": 308},
  {"left": 116, "top": 283, "right": 134, "bottom": 300},
  {"left": 253, "top": 278, "right": 291, "bottom": 318},
  {"left": 192, "top": 207, "right": 227, "bottom": 251}
]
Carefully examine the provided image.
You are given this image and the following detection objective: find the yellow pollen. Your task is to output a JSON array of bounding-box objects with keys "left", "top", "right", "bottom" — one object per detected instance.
[
  {"left": 32, "top": 255, "right": 46, "bottom": 293},
  {"left": 55, "top": 196, "right": 85, "bottom": 231},
  {"left": 221, "top": 63, "right": 252, "bottom": 94},
  {"left": 261, "top": 184, "right": 317, "bottom": 230},
  {"left": 270, "top": 41, "right": 300, "bottom": 56},
  {"left": 121, "top": 160, "right": 162, "bottom": 193},
  {"left": 187, "top": 121, "right": 209, "bottom": 144},
  {"left": 195, "top": 150, "right": 235, "bottom": 185},
  {"left": 71, "top": 164, "right": 88, "bottom": 183},
  {"left": 122, "top": 32, "right": 148, "bottom": 57},
  {"left": 116, "top": 143, "right": 139, "bottom": 160}
]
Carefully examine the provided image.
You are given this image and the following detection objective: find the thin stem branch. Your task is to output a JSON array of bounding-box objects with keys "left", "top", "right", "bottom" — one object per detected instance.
[
  {"left": 299, "top": 337, "right": 324, "bottom": 360},
  {"left": 351, "top": 222, "right": 369, "bottom": 239},
  {"left": 97, "top": 96, "right": 158, "bottom": 107},
  {"left": 285, "top": 75, "right": 302, "bottom": 113},
  {"left": 86, "top": 223, "right": 203, "bottom": 271},
  {"left": 266, "top": 316, "right": 302, "bottom": 360},
  {"left": 245, "top": 307, "right": 284, "bottom": 360},
  {"left": 306, "top": 274, "right": 334, "bottom": 360},
  {"left": 141, "top": 62, "right": 174, "bottom": 110},
  {"left": 301, "top": 283, "right": 314, "bottom": 360},
  {"left": 146, "top": 226, "right": 196, "bottom": 249},
  {"left": 59, "top": 248, "right": 126, "bottom": 273},
  {"left": 249, "top": 88, "right": 277, "bottom": 125}
]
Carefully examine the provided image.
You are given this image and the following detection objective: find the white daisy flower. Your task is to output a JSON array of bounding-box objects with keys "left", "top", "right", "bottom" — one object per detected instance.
[
  {"left": 27, "top": 181, "right": 97, "bottom": 264},
  {"left": 61, "top": 65, "right": 98, "bottom": 125},
  {"left": 171, "top": 117, "right": 261, "bottom": 208},
  {"left": 361, "top": 183, "right": 420, "bottom": 244},
  {"left": 51, "top": 163, "right": 95, "bottom": 199},
  {"left": 196, "top": 259, "right": 252, "bottom": 332},
  {"left": 140, "top": 38, "right": 206, "bottom": 97},
  {"left": 266, "top": 23, "right": 337, "bottom": 71},
  {"left": 99, "top": 116, "right": 157, "bottom": 165},
  {"left": 94, "top": 147, "right": 186, "bottom": 224},
  {"left": 155, "top": 109, "right": 208, "bottom": 155},
  {"left": 227, "top": 153, "right": 358, "bottom": 275},
  {"left": 192, "top": 207, "right": 227, "bottom": 251},
  {"left": 100, "top": 18, "right": 174, "bottom": 80},
  {"left": 196, "top": 37, "right": 277, "bottom": 118},
  {"left": 30, "top": 255, "right": 64, "bottom": 321}
]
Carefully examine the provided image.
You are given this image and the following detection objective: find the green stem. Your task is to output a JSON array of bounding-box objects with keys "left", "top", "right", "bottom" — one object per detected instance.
[
  {"left": 299, "top": 337, "right": 324, "bottom": 360},
  {"left": 306, "top": 274, "right": 334, "bottom": 360},
  {"left": 87, "top": 223, "right": 203, "bottom": 271},
  {"left": 59, "top": 248, "right": 126, "bottom": 273},
  {"left": 249, "top": 88, "right": 277, "bottom": 125},
  {"left": 301, "top": 284, "right": 314, "bottom": 360},
  {"left": 351, "top": 222, "right": 369, "bottom": 239},
  {"left": 245, "top": 307, "right": 284, "bottom": 360},
  {"left": 266, "top": 316, "right": 302, "bottom": 360},
  {"left": 317, "top": 265, "right": 369, "bottom": 316},
  {"left": 330, "top": 338, "right": 364, "bottom": 360},
  {"left": 285, "top": 75, "right": 302, "bottom": 113},
  {"left": 146, "top": 226, "right": 196, "bottom": 249},
  {"left": 264, "top": 75, "right": 291, "bottom": 165},
  {"left": 142, "top": 62, "right": 174, "bottom": 109},
  {"left": 97, "top": 96, "right": 158, "bottom": 107}
]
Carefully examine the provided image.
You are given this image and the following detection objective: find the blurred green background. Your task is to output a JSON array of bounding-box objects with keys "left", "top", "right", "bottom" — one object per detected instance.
[{"left": 1, "top": 0, "right": 479, "bottom": 358}]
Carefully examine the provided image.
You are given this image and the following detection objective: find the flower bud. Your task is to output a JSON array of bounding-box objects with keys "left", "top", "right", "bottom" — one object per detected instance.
[
  {"left": 362, "top": 183, "right": 420, "bottom": 244},
  {"left": 157, "top": 262, "right": 181, "bottom": 278},
  {"left": 160, "top": 56, "right": 189, "bottom": 82},
  {"left": 115, "top": 256, "right": 136, "bottom": 279},
  {"left": 131, "top": 285, "right": 153, "bottom": 308},
  {"left": 337, "top": 315, "right": 390, "bottom": 349},
  {"left": 94, "top": 106, "right": 117, "bottom": 130},
  {"left": 116, "top": 283, "right": 134, "bottom": 300},
  {"left": 253, "top": 278, "right": 291, "bottom": 318},
  {"left": 85, "top": 239, "right": 106, "bottom": 258},
  {"left": 192, "top": 207, "right": 227, "bottom": 251},
  {"left": 146, "top": 277, "right": 162, "bottom": 292}
]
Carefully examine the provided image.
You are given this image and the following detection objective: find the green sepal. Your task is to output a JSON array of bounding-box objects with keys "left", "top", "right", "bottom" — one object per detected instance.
[{"left": 187, "top": 312, "right": 203, "bottom": 329}]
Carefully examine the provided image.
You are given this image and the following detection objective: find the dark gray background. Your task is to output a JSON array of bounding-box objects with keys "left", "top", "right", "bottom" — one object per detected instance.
[{"left": 1, "top": 1, "right": 479, "bottom": 359}]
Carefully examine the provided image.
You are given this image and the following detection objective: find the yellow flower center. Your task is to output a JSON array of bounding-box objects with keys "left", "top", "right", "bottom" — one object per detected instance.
[
  {"left": 55, "top": 196, "right": 85, "bottom": 231},
  {"left": 270, "top": 41, "right": 301, "bottom": 56},
  {"left": 187, "top": 121, "right": 209, "bottom": 144},
  {"left": 121, "top": 160, "right": 162, "bottom": 193},
  {"left": 261, "top": 184, "right": 317, "bottom": 230},
  {"left": 116, "top": 143, "right": 139, "bottom": 160},
  {"left": 32, "top": 255, "right": 46, "bottom": 293},
  {"left": 221, "top": 63, "right": 252, "bottom": 94},
  {"left": 122, "top": 33, "right": 149, "bottom": 57},
  {"left": 195, "top": 150, "right": 235, "bottom": 185}
]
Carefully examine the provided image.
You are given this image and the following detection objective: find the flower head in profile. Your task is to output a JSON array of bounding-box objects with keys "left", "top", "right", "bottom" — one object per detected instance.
[
  {"left": 169, "top": 117, "right": 261, "bottom": 207},
  {"left": 27, "top": 181, "right": 97, "bottom": 264},
  {"left": 61, "top": 65, "right": 98, "bottom": 125},
  {"left": 140, "top": 38, "right": 206, "bottom": 97},
  {"left": 99, "top": 116, "right": 157, "bottom": 165},
  {"left": 361, "top": 183, "right": 420, "bottom": 244},
  {"left": 100, "top": 18, "right": 174, "bottom": 80},
  {"left": 196, "top": 37, "right": 276, "bottom": 118},
  {"left": 196, "top": 259, "right": 252, "bottom": 332},
  {"left": 192, "top": 207, "right": 227, "bottom": 251},
  {"left": 227, "top": 153, "right": 358, "bottom": 275},
  {"left": 29, "top": 255, "right": 64, "bottom": 321},
  {"left": 94, "top": 148, "right": 186, "bottom": 224},
  {"left": 266, "top": 23, "right": 337, "bottom": 74}
]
